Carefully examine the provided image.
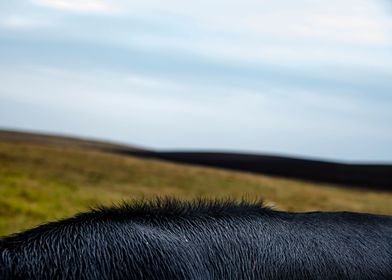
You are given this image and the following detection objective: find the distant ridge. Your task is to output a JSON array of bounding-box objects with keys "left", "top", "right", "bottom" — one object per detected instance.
[
  {"left": 110, "top": 151, "right": 392, "bottom": 190},
  {"left": 1, "top": 129, "right": 391, "bottom": 190},
  {"left": 0, "top": 129, "right": 145, "bottom": 152}
]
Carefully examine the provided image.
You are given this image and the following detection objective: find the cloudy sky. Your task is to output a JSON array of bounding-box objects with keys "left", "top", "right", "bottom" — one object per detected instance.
[{"left": 0, "top": 0, "right": 392, "bottom": 162}]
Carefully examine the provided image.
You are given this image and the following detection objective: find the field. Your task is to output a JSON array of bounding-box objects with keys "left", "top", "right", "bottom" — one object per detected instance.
[{"left": 1, "top": 133, "right": 392, "bottom": 237}]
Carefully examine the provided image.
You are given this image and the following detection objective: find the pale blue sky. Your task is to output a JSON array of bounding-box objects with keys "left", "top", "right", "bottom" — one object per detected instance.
[{"left": 0, "top": 0, "right": 392, "bottom": 162}]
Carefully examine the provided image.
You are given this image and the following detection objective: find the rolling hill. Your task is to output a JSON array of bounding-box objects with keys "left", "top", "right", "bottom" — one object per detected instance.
[
  {"left": 0, "top": 129, "right": 145, "bottom": 152},
  {"left": 115, "top": 151, "right": 392, "bottom": 189},
  {"left": 1, "top": 129, "right": 392, "bottom": 236},
  {"left": 3, "top": 130, "right": 390, "bottom": 189}
]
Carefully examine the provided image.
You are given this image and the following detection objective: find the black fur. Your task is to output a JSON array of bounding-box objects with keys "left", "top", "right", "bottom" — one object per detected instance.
[{"left": 1, "top": 198, "right": 392, "bottom": 279}]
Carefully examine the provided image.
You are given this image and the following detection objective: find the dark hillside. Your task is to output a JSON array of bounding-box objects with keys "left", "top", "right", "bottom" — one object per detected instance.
[
  {"left": 1, "top": 129, "right": 390, "bottom": 190},
  {"left": 111, "top": 151, "right": 392, "bottom": 190}
]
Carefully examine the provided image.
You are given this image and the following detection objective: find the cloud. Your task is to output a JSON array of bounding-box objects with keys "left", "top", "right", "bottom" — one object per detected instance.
[
  {"left": 31, "top": 0, "right": 116, "bottom": 13},
  {"left": 1, "top": 65, "right": 391, "bottom": 161},
  {"left": 113, "top": 0, "right": 392, "bottom": 46},
  {"left": 1, "top": 0, "right": 392, "bottom": 161},
  {"left": 1, "top": 36, "right": 392, "bottom": 100},
  {"left": 0, "top": 15, "right": 46, "bottom": 29}
]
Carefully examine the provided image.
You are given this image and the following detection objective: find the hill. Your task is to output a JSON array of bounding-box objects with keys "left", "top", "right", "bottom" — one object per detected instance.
[
  {"left": 115, "top": 151, "right": 392, "bottom": 189},
  {"left": 1, "top": 130, "right": 392, "bottom": 236},
  {"left": 0, "top": 129, "right": 144, "bottom": 152},
  {"left": 3, "top": 130, "right": 391, "bottom": 189}
]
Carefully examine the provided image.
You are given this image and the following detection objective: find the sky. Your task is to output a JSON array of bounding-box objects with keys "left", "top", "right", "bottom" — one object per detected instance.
[{"left": 0, "top": 0, "right": 392, "bottom": 162}]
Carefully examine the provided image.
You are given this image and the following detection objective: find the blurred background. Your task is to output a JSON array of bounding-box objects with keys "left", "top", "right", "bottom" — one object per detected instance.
[{"left": 0, "top": 0, "right": 392, "bottom": 236}]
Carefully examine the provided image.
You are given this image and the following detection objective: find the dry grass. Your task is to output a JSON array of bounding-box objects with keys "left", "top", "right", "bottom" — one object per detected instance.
[{"left": 1, "top": 142, "right": 392, "bottom": 236}]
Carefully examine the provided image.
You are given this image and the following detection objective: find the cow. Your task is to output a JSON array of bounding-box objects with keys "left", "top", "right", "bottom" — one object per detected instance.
[{"left": 1, "top": 198, "right": 392, "bottom": 279}]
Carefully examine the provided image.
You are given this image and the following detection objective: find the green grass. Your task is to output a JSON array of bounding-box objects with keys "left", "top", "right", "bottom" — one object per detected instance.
[{"left": 1, "top": 141, "right": 392, "bottom": 236}]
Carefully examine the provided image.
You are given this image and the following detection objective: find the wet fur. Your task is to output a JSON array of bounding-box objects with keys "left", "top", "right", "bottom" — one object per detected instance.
[{"left": 1, "top": 198, "right": 392, "bottom": 279}]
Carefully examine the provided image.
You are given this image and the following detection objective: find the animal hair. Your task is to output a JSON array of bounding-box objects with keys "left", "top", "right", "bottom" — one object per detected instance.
[
  {"left": 90, "top": 197, "right": 269, "bottom": 220},
  {"left": 1, "top": 197, "right": 392, "bottom": 280}
]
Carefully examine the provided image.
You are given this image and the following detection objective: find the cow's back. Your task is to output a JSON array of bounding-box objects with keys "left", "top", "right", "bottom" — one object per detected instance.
[{"left": 1, "top": 200, "right": 392, "bottom": 279}]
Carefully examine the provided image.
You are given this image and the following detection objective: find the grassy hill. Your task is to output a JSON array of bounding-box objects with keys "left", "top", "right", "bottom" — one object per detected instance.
[
  {"left": 0, "top": 129, "right": 144, "bottom": 151},
  {"left": 1, "top": 131, "right": 392, "bottom": 236}
]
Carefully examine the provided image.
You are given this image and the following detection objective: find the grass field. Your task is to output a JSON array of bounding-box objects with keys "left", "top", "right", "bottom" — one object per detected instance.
[{"left": 1, "top": 140, "right": 392, "bottom": 236}]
